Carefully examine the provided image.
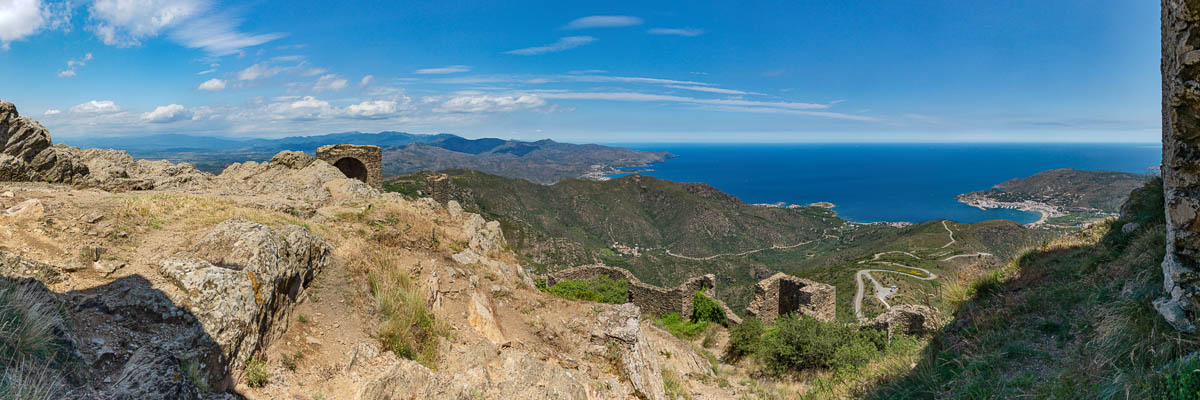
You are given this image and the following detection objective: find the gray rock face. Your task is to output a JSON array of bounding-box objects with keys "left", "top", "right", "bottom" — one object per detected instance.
[
  {"left": 596, "top": 303, "right": 667, "bottom": 400},
  {"left": 1161, "top": 0, "right": 1200, "bottom": 332},
  {"left": 864, "top": 304, "right": 941, "bottom": 337},
  {"left": 0, "top": 100, "right": 89, "bottom": 183},
  {"left": 158, "top": 217, "right": 331, "bottom": 371},
  {"left": 111, "top": 347, "right": 202, "bottom": 400}
]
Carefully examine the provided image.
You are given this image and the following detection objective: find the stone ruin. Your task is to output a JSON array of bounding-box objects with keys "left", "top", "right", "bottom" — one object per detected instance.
[
  {"left": 746, "top": 272, "right": 836, "bottom": 323},
  {"left": 316, "top": 144, "right": 382, "bottom": 190},
  {"left": 546, "top": 265, "right": 743, "bottom": 324},
  {"left": 1161, "top": 0, "right": 1200, "bottom": 332}
]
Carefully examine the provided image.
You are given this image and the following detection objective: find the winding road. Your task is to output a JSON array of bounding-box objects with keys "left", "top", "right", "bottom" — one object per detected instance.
[{"left": 852, "top": 220, "right": 984, "bottom": 321}]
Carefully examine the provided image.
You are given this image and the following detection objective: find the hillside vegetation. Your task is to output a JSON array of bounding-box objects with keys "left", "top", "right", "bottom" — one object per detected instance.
[
  {"left": 960, "top": 168, "right": 1149, "bottom": 214},
  {"left": 389, "top": 170, "right": 1048, "bottom": 316},
  {"left": 828, "top": 177, "right": 1200, "bottom": 398}
]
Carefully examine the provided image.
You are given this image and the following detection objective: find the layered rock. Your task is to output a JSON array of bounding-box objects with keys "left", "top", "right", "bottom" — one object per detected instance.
[
  {"left": 157, "top": 217, "right": 331, "bottom": 375},
  {"left": 595, "top": 303, "right": 667, "bottom": 400},
  {"left": 1160, "top": 0, "right": 1200, "bottom": 332},
  {"left": 0, "top": 100, "right": 89, "bottom": 183}
]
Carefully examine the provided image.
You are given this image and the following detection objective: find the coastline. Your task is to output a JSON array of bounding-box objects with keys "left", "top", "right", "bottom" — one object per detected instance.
[{"left": 955, "top": 194, "right": 1058, "bottom": 226}]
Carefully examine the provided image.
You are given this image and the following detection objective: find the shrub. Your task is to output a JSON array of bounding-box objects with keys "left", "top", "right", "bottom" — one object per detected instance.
[
  {"left": 1157, "top": 357, "right": 1200, "bottom": 400},
  {"left": 657, "top": 312, "right": 710, "bottom": 339},
  {"left": 546, "top": 276, "right": 629, "bottom": 304},
  {"left": 758, "top": 314, "right": 885, "bottom": 373},
  {"left": 244, "top": 358, "right": 268, "bottom": 387},
  {"left": 724, "top": 317, "right": 764, "bottom": 361},
  {"left": 691, "top": 291, "right": 726, "bottom": 325},
  {"left": 368, "top": 265, "right": 446, "bottom": 369}
]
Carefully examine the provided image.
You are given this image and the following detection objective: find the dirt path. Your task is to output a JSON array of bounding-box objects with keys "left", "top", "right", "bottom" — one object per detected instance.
[
  {"left": 664, "top": 239, "right": 816, "bottom": 261},
  {"left": 941, "top": 220, "right": 956, "bottom": 248}
]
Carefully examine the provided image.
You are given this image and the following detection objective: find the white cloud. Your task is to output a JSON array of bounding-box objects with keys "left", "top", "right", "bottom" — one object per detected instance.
[
  {"left": 142, "top": 104, "right": 193, "bottom": 123},
  {"left": 89, "top": 0, "right": 206, "bottom": 46},
  {"left": 434, "top": 95, "right": 546, "bottom": 113},
  {"left": 43, "top": 109, "right": 61, "bottom": 116},
  {"left": 563, "top": 15, "right": 642, "bottom": 29},
  {"left": 345, "top": 100, "right": 399, "bottom": 119},
  {"left": 58, "top": 53, "right": 93, "bottom": 77},
  {"left": 415, "top": 65, "right": 470, "bottom": 75},
  {"left": 168, "top": 14, "right": 286, "bottom": 55},
  {"left": 359, "top": 74, "right": 374, "bottom": 86},
  {"left": 664, "top": 85, "right": 758, "bottom": 95},
  {"left": 505, "top": 36, "right": 595, "bottom": 55},
  {"left": 0, "top": 0, "right": 46, "bottom": 49},
  {"left": 648, "top": 28, "right": 704, "bottom": 37},
  {"left": 237, "top": 62, "right": 284, "bottom": 80},
  {"left": 197, "top": 78, "right": 226, "bottom": 91},
  {"left": 88, "top": 0, "right": 283, "bottom": 54},
  {"left": 313, "top": 74, "right": 348, "bottom": 91},
  {"left": 70, "top": 100, "right": 122, "bottom": 114},
  {"left": 535, "top": 91, "right": 829, "bottom": 110},
  {"left": 264, "top": 96, "right": 337, "bottom": 120}
]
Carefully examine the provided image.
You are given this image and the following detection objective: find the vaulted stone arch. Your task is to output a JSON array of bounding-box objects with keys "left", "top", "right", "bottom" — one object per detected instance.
[{"left": 316, "top": 144, "right": 382, "bottom": 189}]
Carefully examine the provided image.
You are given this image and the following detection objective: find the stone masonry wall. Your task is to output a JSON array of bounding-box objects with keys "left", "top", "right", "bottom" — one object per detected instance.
[
  {"left": 316, "top": 144, "right": 382, "bottom": 190},
  {"left": 546, "top": 265, "right": 743, "bottom": 324},
  {"left": 746, "top": 272, "right": 836, "bottom": 323},
  {"left": 1161, "top": 0, "right": 1200, "bottom": 333}
]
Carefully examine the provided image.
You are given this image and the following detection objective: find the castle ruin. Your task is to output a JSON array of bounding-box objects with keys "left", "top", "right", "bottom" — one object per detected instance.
[
  {"left": 316, "top": 144, "right": 382, "bottom": 190},
  {"left": 746, "top": 272, "right": 836, "bottom": 322}
]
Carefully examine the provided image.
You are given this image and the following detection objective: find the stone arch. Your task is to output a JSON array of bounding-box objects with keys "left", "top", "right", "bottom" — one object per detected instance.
[
  {"left": 316, "top": 144, "right": 382, "bottom": 189},
  {"left": 333, "top": 157, "right": 368, "bottom": 183}
]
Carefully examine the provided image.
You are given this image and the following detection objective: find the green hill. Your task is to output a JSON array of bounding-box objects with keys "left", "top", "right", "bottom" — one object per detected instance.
[{"left": 388, "top": 170, "right": 1049, "bottom": 316}]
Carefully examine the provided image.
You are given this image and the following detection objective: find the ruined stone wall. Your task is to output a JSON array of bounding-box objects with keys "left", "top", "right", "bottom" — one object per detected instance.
[
  {"left": 315, "top": 144, "right": 382, "bottom": 190},
  {"left": 1161, "top": 0, "right": 1200, "bottom": 333},
  {"left": 746, "top": 272, "right": 835, "bottom": 322},
  {"left": 546, "top": 265, "right": 742, "bottom": 324}
]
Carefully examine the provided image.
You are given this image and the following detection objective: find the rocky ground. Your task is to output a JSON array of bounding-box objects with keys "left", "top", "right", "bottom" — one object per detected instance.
[{"left": 0, "top": 99, "right": 797, "bottom": 399}]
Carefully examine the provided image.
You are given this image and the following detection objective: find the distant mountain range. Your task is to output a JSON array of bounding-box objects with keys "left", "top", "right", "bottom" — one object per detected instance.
[{"left": 58, "top": 131, "right": 670, "bottom": 183}]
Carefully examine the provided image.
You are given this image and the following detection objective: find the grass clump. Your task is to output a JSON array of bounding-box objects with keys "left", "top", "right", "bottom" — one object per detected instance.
[
  {"left": 243, "top": 358, "right": 268, "bottom": 388},
  {"left": 545, "top": 276, "right": 629, "bottom": 304},
  {"left": 368, "top": 265, "right": 446, "bottom": 369},
  {"left": 0, "top": 280, "right": 72, "bottom": 399},
  {"left": 657, "top": 313, "right": 710, "bottom": 339}
]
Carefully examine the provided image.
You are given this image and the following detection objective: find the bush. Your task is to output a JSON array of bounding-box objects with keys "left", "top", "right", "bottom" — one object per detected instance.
[
  {"left": 657, "top": 312, "right": 710, "bottom": 339},
  {"left": 244, "top": 358, "right": 268, "bottom": 388},
  {"left": 1158, "top": 357, "right": 1200, "bottom": 400},
  {"left": 724, "top": 317, "right": 764, "bottom": 361},
  {"left": 691, "top": 291, "right": 726, "bottom": 325},
  {"left": 758, "top": 314, "right": 885, "bottom": 373},
  {"left": 545, "top": 276, "right": 629, "bottom": 304}
]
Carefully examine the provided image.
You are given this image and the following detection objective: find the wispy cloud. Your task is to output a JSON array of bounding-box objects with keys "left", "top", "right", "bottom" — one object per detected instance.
[
  {"left": 563, "top": 15, "right": 642, "bottom": 29},
  {"left": 69, "top": 100, "right": 122, "bottom": 114},
  {"left": 707, "top": 105, "right": 880, "bottom": 122},
  {"left": 313, "top": 74, "right": 348, "bottom": 91},
  {"left": 505, "top": 36, "right": 596, "bottom": 55},
  {"left": 647, "top": 28, "right": 704, "bottom": 37},
  {"left": 664, "top": 85, "right": 758, "bottom": 95},
  {"left": 58, "top": 53, "right": 93, "bottom": 78},
  {"left": 87, "top": 0, "right": 284, "bottom": 55},
  {"left": 434, "top": 95, "right": 546, "bottom": 113},
  {"left": 415, "top": 65, "right": 471, "bottom": 74},
  {"left": 534, "top": 91, "right": 829, "bottom": 110}
]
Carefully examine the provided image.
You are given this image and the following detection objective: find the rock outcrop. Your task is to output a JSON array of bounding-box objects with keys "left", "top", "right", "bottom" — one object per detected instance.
[
  {"left": 1160, "top": 0, "right": 1200, "bottom": 332},
  {"left": 158, "top": 217, "right": 331, "bottom": 375},
  {"left": 746, "top": 272, "right": 836, "bottom": 323},
  {"left": 0, "top": 100, "right": 89, "bottom": 183},
  {"left": 864, "top": 304, "right": 940, "bottom": 338},
  {"left": 596, "top": 303, "right": 667, "bottom": 400}
]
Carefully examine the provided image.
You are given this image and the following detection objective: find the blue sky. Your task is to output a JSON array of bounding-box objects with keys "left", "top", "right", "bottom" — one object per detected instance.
[{"left": 0, "top": 0, "right": 1160, "bottom": 142}]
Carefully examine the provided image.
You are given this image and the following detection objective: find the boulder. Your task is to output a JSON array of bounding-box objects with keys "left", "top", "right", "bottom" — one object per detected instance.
[
  {"left": 29, "top": 144, "right": 88, "bottom": 183},
  {"left": 0, "top": 100, "right": 51, "bottom": 162},
  {"left": 464, "top": 214, "right": 506, "bottom": 255},
  {"left": 111, "top": 347, "right": 202, "bottom": 400},
  {"left": 595, "top": 303, "right": 666, "bottom": 400},
  {"left": 158, "top": 217, "right": 331, "bottom": 372},
  {"left": 468, "top": 291, "right": 506, "bottom": 345},
  {"left": 865, "top": 304, "right": 941, "bottom": 337},
  {"left": 268, "top": 150, "right": 314, "bottom": 169},
  {"left": 0, "top": 100, "right": 91, "bottom": 183}
]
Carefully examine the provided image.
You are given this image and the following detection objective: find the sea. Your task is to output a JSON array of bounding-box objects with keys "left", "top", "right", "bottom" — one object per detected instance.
[{"left": 609, "top": 143, "right": 1162, "bottom": 224}]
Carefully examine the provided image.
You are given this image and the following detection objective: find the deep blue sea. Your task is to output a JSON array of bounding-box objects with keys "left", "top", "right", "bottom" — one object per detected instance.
[{"left": 610, "top": 143, "right": 1162, "bottom": 224}]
